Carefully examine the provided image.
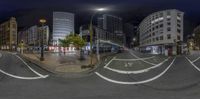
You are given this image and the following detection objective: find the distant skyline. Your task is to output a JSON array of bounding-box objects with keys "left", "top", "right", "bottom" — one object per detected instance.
[{"left": 1, "top": 0, "right": 200, "bottom": 36}]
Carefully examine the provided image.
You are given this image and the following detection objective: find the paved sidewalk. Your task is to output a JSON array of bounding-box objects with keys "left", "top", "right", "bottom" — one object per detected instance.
[{"left": 21, "top": 51, "right": 98, "bottom": 75}]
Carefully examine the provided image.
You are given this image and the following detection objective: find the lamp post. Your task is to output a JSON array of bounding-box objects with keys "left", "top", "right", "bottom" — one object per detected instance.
[
  {"left": 89, "top": 8, "right": 107, "bottom": 65},
  {"left": 39, "top": 19, "right": 46, "bottom": 61}
]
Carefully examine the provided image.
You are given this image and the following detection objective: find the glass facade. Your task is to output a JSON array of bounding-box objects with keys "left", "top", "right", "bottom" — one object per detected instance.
[{"left": 53, "top": 12, "right": 74, "bottom": 45}]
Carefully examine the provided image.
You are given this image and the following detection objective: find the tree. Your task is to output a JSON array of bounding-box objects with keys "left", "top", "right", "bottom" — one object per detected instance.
[
  {"left": 59, "top": 38, "right": 69, "bottom": 54},
  {"left": 59, "top": 33, "right": 86, "bottom": 56}
]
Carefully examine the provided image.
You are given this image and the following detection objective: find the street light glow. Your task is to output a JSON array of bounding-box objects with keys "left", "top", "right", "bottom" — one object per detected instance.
[
  {"left": 96, "top": 8, "right": 107, "bottom": 11},
  {"left": 39, "top": 19, "right": 47, "bottom": 23}
]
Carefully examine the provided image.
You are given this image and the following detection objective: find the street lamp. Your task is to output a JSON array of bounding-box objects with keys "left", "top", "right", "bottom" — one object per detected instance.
[
  {"left": 39, "top": 19, "right": 46, "bottom": 61},
  {"left": 89, "top": 8, "right": 107, "bottom": 65}
]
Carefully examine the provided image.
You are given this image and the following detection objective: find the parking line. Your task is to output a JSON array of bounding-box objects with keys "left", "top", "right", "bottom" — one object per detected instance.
[
  {"left": 104, "top": 57, "right": 116, "bottom": 68},
  {"left": 128, "top": 50, "right": 156, "bottom": 65},
  {"left": 104, "top": 57, "right": 169, "bottom": 74},
  {"left": 185, "top": 57, "right": 200, "bottom": 72},
  {"left": 113, "top": 56, "right": 155, "bottom": 61},
  {"left": 95, "top": 57, "right": 176, "bottom": 85}
]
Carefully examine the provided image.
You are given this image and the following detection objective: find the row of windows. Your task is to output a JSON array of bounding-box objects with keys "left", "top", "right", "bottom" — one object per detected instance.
[{"left": 141, "top": 35, "right": 181, "bottom": 45}]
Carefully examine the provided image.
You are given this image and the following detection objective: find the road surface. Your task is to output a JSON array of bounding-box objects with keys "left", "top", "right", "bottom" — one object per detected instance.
[{"left": 0, "top": 51, "right": 200, "bottom": 99}]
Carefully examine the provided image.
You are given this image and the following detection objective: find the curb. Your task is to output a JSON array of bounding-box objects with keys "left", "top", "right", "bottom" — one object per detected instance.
[
  {"left": 18, "top": 53, "right": 118, "bottom": 78},
  {"left": 18, "top": 54, "right": 94, "bottom": 78}
]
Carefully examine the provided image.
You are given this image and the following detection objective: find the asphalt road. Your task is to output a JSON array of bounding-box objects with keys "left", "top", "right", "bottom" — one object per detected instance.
[{"left": 0, "top": 50, "right": 200, "bottom": 99}]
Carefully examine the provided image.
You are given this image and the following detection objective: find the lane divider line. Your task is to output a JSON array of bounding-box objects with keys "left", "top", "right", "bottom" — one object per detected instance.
[
  {"left": 0, "top": 69, "right": 48, "bottom": 80},
  {"left": 15, "top": 55, "right": 49, "bottom": 78},
  {"left": 95, "top": 57, "right": 176, "bottom": 85},
  {"left": 104, "top": 57, "right": 170, "bottom": 74},
  {"left": 185, "top": 57, "right": 200, "bottom": 72}
]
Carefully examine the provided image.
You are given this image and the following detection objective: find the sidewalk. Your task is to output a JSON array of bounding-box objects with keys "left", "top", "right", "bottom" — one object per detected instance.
[{"left": 21, "top": 51, "right": 98, "bottom": 76}]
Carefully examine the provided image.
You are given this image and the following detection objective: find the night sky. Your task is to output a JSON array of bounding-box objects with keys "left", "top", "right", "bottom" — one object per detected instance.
[{"left": 1, "top": 0, "right": 200, "bottom": 38}]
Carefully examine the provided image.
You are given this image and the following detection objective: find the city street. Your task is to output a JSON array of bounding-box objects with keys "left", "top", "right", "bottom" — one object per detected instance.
[{"left": 0, "top": 51, "right": 200, "bottom": 99}]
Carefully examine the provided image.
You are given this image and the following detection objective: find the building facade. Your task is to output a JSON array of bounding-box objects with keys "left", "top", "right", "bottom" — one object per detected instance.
[
  {"left": 27, "top": 25, "right": 38, "bottom": 46},
  {"left": 139, "top": 9, "right": 184, "bottom": 55},
  {"left": 0, "top": 17, "right": 17, "bottom": 50},
  {"left": 97, "top": 14, "right": 125, "bottom": 45},
  {"left": 193, "top": 25, "right": 200, "bottom": 50},
  {"left": 18, "top": 25, "right": 49, "bottom": 50},
  {"left": 38, "top": 26, "right": 49, "bottom": 46},
  {"left": 52, "top": 12, "right": 75, "bottom": 45},
  {"left": 123, "top": 23, "right": 138, "bottom": 48}
]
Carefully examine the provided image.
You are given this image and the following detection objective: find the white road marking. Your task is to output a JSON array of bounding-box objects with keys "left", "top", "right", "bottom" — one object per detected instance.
[
  {"left": 0, "top": 69, "right": 48, "bottom": 80},
  {"left": 104, "top": 57, "right": 116, "bottom": 68},
  {"left": 192, "top": 57, "right": 200, "bottom": 63},
  {"left": 15, "top": 55, "right": 49, "bottom": 78},
  {"left": 113, "top": 56, "right": 155, "bottom": 61},
  {"left": 104, "top": 57, "right": 170, "bottom": 74},
  {"left": 185, "top": 57, "right": 200, "bottom": 72},
  {"left": 95, "top": 57, "right": 176, "bottom": 85},
  {"left": 128, "top": 50, "right": 156, "bottom": 65},
  {"left": 0, "top": 52, "right": 48, "bottom": 80}
]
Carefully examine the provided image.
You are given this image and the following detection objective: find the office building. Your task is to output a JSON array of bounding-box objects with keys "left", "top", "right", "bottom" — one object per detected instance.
[
  {"left": 139, "top": 9, "right": 184, "bottom": 55},
  {"left": 123, "top": 23, "right": 138, "bottom": 48},
  {"left": 0, "top": 17, "right": 17, "bottom": 50},
  {"left": 97, "top": 14, "right": 124, "bottom": 45},
  {"left": 193, "top": 25, "right": 200, "bottom": 50},
  {"left": 38, "top": 26, "right": 49, "bottom": 46},
  {"left": 52, "top": 12, "right": 75, "bottom": 45},
  {"left": 18, "top": 25, "right": 49, "bottom": 49},
  {"left": 27, "top": 25, "right": 38, "bottom": 46}
]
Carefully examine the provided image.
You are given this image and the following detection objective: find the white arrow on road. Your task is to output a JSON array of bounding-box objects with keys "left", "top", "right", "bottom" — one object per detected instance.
[{"left": 95, "top": 57, "right": 176, "bottom": 85}]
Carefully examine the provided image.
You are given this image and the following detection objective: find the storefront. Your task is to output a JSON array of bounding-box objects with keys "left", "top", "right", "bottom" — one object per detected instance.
[{"left": 140, "top": 44, "right": 175, "bottom": 55}]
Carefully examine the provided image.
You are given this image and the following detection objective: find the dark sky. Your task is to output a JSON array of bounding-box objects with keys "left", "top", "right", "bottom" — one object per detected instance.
[{"left": 1, "top": 0, "right": 200, "bottom": 37}]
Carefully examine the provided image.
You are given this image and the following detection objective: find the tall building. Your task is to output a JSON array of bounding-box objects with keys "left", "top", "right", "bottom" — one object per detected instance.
[
  {"left": 193, "top": 25, "right": 200, "bottom": 50},
  {"left": 27, "top": 25, "right": 38, "bottom": 46},
  {"left": 18, "top": 25, "right": 49, "bottom": 49},
  {"left": 52, "top": 12, "right": 75, "bottom": 45},
  {"left": 139, "top": 9, "right": 184, "bottom": 55},
  {"left": 97, "top": 14, "right": 124, "bottom": 45},
  {"left": 18, "top": 30, "right": 28, "bottom": 46},
  {"left": 123, "top": 23, "right": 138, "bottom": 48},
  {"left": 0, "top": 17, "right": 17, "bottom": 50},
  {"left": 38, "top": 26, "right": 49, "bottom": 46}
]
